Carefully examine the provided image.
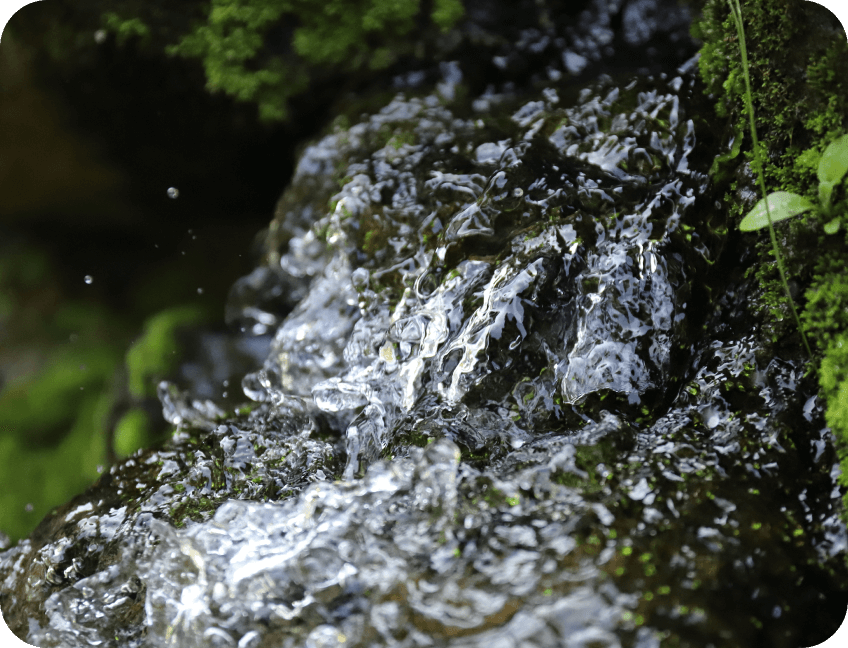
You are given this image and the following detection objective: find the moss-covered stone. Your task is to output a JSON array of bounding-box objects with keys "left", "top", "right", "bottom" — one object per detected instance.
[{"left": 692, "top": 0, "right": 848, "bottom": 544}]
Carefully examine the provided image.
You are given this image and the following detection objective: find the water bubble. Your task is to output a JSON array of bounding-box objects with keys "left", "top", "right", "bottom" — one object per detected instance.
[
  {"left": 167, "top": 187, "right": 180, "bottom": 199},
  {"left": 84, "top": 275, "right": 93, "bottom": 284}
]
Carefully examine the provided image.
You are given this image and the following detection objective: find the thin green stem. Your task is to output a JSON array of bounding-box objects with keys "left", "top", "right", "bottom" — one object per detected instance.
[{"left": 728, "top": 0, "right": 813, "bottom": 361}]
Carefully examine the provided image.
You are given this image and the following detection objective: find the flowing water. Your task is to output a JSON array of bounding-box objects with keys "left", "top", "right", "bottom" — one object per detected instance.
[{"left": 2, "top": 2, "right": 847, "bottom": 646}]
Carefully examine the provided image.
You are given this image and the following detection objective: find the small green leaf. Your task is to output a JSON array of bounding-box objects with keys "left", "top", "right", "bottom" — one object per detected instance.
[
  {"left": 824, "top": 218, "right": 841, "bottom": 235},
  {"left": 817, "top": 134, "right": 848, "bottom": 186},
  {"left": 739, "top": 192, "right": 815, "bottom": 232}
]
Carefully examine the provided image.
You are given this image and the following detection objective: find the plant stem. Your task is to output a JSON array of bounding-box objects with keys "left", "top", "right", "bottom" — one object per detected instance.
[{"left": 727, "top": 0, "right": 814, "bottom": 361}]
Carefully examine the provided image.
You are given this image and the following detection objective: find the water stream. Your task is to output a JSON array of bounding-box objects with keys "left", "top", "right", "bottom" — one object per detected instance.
[{"left": 2, "top": 2, "right": 847, "bottom": 647}]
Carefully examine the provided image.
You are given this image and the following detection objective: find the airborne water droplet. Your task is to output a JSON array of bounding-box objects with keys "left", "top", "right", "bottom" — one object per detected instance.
[
  {"left": 84, "top": 275, "right": 93, "bottom": 284},
  {"left": 167, "top": 187, "right": 180, "bottom": 199}
]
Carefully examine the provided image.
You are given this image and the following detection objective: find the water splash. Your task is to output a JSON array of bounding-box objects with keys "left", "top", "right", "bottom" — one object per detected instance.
[{"left": 3, "top": 8, "right": 846, "bottom": 646}]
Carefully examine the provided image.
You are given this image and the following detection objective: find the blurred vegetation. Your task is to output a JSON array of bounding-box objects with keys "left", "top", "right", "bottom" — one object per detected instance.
[
  {"left": 101, "top": 0, "right": 465, "bottom": 121},
  {"left": 126, "top": 305, "right": 207, "bottom": 399},
  {"left": 0, "top": 243, "right": 213, "bottom": 543},
  {"left": 0, "top": 245, "right": 123, "bottom": 542}
]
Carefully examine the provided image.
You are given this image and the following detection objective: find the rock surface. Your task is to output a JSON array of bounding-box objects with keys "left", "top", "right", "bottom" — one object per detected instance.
[{"left": 2, "top": 1, "right": 848, "bottom": 647}]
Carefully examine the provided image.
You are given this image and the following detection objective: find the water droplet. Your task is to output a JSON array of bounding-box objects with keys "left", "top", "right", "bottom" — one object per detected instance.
[
  {"left": 84, "top": 275, "right": 93, "bottom": 284},
  {"left": 94, "top": 29, "right": 106, "bottom": 44},
  {"left": 24, "top": 503, "right": 33, "bottom": 512},
  {"left": 197, "top": 288, "right": 204, "bottom": 295},
  {"left": 96, "top": 465, "right": 105, "bottom": 474},
  {"left": 167, "top": 187, "right": 179, "bottom": 199}
]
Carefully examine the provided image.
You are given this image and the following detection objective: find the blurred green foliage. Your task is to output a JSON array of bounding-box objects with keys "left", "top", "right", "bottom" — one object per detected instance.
[
  {"left": 126, "top": 305, "right": 207, "bottom": 399},
  {"left": 0, "top": 390, "right": 113, "bottom": 543},
  {"left": 0, "top": 246, "right": 126, "bottom": 542},
  {"left": 102, "top": 11, "right": 151, "bottom": 45},
  {"left": 0, "top": 247, "right": 209, "bottom": 543},
  {"left": 113, "top": 407, "right": 153, "bottom": 459},
  {"left": 103, "top": 0, "right": 465, "bottom": 121}
]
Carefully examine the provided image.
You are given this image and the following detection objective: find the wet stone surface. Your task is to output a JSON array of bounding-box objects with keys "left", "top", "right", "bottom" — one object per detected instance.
[{"left": 3, "top": 3, "right": 848, "bottom": 646}]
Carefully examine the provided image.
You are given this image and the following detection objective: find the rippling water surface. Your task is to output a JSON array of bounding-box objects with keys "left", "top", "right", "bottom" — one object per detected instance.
[{"left": 2, "top": 2, "right": 847, "bottom": 646}]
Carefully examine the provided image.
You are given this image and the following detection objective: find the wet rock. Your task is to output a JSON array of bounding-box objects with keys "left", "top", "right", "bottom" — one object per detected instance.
[{"left": 2, "top": 2, "right": 847, "bottom": 647}]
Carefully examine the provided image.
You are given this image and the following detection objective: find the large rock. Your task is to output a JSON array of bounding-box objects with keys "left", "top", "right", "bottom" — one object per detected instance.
[{"left": 2, "top": 2, "right": 847, "bottom": 647}]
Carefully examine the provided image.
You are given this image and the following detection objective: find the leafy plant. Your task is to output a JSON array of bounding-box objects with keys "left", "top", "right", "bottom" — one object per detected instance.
[
  {"left": 726, "top": 0, "right": 812, "bottom": 360},
  {"left": 739, "top": 134, "right": 848, "bottom": 233}
]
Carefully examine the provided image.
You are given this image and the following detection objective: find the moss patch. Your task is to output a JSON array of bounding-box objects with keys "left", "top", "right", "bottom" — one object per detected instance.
[
  {"left": 125, "top": 304, "right": 207, "bottom": 399},
  {"left": 693, "top": 0, "right": 848, "bottom": 539},
  {"left": 103, "top": 0, "right": 466, "bottom": 121}
]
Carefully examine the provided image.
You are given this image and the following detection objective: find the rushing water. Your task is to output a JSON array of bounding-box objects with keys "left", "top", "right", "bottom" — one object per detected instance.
[{"left": 2, "top": 2, "right": 848, "bottom": 647}]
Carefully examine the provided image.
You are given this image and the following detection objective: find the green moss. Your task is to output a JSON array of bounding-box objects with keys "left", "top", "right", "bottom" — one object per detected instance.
[
  {"left": 0, "top": 391, "right": 111, "bottom": 543},
  {"left": 551, "top": 443, "right": 613, "bottom": 493},
  {"left": 102, "top": 12, "right": 151, "bottom": 45},
  {"left": 824, "top": 368, "right": 848, "bottom": 506},
  {"left": 125, "top": 305, "right": 207, "bottom": 398},
  {"left": 150, "top": 0, "right": 466, "bottom": 121},
  {"left": 694, "top": 0, "right": 848, "bottom": 543},
  {"left": 169, "top": 494, "right": 222, "bottom": 528},
  {"left": 431, "top": 0, "right": 464, "bottom": 32},
  {"left": 0, "top": 344, "right": 120, "bottom": 445},
  {"left": 803, "top": 273, "right": 848, "bottom": 348},
  {"left": 694, "top": 0, "right": 847, "bottom": 336},
  {"left": 0, "top": 245, "right": 131, "bottom": 542},
  {"left": 113, "top": 408, "right": 154, "bottom": 458}
]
